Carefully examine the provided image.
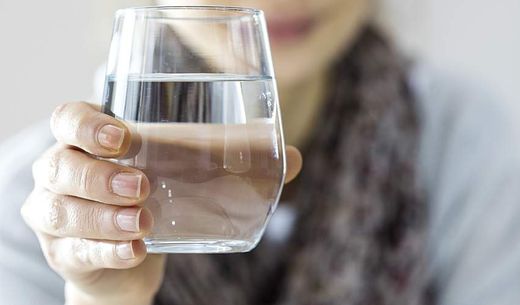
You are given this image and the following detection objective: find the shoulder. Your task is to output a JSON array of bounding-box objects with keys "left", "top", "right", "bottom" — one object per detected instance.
[
  {"left": 410, "top": 62, "right": 520, "bottom": 189},
  {"left": 410, "top": 62, "right": 518, "bottom": 127},
  {"left": 410, "top": 64, "right": 520, "bottom": 304}
]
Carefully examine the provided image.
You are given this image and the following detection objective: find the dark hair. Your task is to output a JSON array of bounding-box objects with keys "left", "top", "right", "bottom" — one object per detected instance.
[{"left": 155, "top": 26, "right": 433, "bottom": 305}]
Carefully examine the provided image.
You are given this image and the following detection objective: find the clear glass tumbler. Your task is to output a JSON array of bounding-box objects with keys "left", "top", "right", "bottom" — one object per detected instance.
[{"left": 102, "top": 6, "right": 286, "bottom": 253}]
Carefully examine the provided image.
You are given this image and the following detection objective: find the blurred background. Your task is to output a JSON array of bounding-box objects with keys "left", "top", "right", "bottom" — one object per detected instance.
[{"left": 0, "top": 0, "right": 519, "bottom": 141}]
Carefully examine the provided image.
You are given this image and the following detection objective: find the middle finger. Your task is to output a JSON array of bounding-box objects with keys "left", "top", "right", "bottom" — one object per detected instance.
[{"left": 32, "top": 145, "right": 150, "bottom": 205}]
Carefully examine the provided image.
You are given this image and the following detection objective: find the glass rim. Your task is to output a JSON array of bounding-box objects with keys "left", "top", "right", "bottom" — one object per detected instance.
[{"left": 116, "top": 5, "right": 263, "bottom": 18}]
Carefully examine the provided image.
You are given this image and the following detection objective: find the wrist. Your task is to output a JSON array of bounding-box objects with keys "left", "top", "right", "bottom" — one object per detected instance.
[{"left": 65, "top": 282, "right": 154, "bottom": 305}]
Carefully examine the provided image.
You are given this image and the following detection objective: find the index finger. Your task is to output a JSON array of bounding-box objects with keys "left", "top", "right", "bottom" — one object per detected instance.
[{"left": 50, "top": 102, "right": 131, "bottom": 158}]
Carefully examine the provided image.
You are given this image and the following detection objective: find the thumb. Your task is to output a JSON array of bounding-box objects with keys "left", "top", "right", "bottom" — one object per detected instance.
[{"left": 285, "top": 146, "right": 302, "bottom": 184}]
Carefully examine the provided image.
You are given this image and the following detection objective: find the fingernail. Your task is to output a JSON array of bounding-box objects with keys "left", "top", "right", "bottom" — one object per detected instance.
[
  {"left": 116, "top": 208, "right": 141, "bottom": 233},
  {"left": 111, "top": 173, "right": 142, "bottom": 198},
  {"left": 139, "top": 208, "right": 154, "bottom": 232},
  {"left": 115, "top": 242, "right": 135, "bottom": 260},
  {"left": 98, "top": 125, "right": 124, "bottom": 151}
]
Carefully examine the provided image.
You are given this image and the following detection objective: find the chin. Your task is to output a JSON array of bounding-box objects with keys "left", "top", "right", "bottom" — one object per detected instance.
[
  {"left": 274, "top": 64, "right": 314, "bottom": 89},
  {"left": 272, "top": 45, "right": 322, "bottom": 89}
]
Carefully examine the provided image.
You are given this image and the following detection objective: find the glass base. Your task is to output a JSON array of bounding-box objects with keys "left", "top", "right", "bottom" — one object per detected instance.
[{"left": 145, "top": 238, "right": 255, "bottom": 254}]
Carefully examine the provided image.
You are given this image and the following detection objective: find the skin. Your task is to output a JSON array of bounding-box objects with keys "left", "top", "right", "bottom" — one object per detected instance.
[
  {"left": 158, "top": 0, "right": 371, "bottom": 146},
  {"left": 21, "top": 0, "right": 368, "bottom": 304}
]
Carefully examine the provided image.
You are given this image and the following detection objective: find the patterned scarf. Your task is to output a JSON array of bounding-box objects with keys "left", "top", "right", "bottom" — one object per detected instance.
[{"left": 154, "top": 26, "right": 433, "bottom": 305}]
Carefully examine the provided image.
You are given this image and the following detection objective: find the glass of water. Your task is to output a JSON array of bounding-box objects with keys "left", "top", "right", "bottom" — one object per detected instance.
[{"left": 102, "top": 6, "right": 286, "bottom": 253}]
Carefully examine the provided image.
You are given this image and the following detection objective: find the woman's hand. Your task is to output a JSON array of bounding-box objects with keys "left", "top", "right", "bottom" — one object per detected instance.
[
  {"left": 21, "top": 101, "right": 302, "bottom": 305},
  {"left": 21, "top": 102, "right": 166, "bottom": 305}
]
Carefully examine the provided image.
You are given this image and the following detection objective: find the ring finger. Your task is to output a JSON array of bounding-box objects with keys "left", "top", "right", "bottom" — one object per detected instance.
[
  {"left": 22, "top": 189, "right": 153, "bottom": 241},
  {"left": 32, "top": 145, "right": 150, "bottom": 205}
]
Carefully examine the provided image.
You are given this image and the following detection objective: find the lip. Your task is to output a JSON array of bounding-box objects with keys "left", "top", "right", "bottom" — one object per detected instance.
[{"left": 267, "top": 16, "right": 315, "bottom": 45}]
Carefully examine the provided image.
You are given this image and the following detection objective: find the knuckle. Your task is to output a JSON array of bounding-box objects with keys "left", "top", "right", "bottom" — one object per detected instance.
[
  {"left": 43, "top": 193, "right": 67, "bottom": 233},
  {"left": 72, "top": 238, "right": 92, "bottom": 267},
  {"left": 50, "top": 103, "right": 69, "bottom": 131},
  {"left": 75, "top": 106, "right": 103, "bottom": 146},
  {"left": 77, "top": 160, "right": 98, "bottom": 197},
  {"left": 91, "top": 112, "right": 109, "bottom": 129},
  {"left": 83, "top": 205, "right": 103, "bottom": 234},
  {"left": 99, "top": 241, "right": 118, "bottom": 267},
  {"left": 70, "top": 116, "right": 85, "bottom": 144},
  {"left": 74, "top": 112, "right": 92, "bottom": 142},
  {"left": 44, "top": 148, "right": 65, "bottom": 187},
  {"left": 53, "top": 102, "right": 93, "bottom": 144}
]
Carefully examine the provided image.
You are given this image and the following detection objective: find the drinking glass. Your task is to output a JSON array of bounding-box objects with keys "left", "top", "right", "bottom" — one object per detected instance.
[{"left": 102, "top": 6, "right": 286, "bottom": 253}]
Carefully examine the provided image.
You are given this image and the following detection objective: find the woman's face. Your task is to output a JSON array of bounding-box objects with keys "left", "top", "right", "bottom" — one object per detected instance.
[{"left": 156, "top": 0, "right": 370, "bottom": 88}]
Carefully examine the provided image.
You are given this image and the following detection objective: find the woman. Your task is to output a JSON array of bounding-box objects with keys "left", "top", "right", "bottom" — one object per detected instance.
[{"left": 2, "top": 0, "right": 520, "bottom": 304}]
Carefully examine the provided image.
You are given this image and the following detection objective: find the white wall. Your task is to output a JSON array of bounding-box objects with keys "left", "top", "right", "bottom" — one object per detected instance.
[
  {"left": 0, "top": 0, "right": 149, "bottom": 141},
  {"left": 0, "top": 1, "right": 519, "bottom": 141},
  {"left": 378, "top": 0, "right": 520, "bottom": 105}
]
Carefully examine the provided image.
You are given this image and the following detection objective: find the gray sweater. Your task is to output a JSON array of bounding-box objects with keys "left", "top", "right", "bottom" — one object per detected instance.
[{"left": 1, "top": 64, "right": 520, "bottom": 305}]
